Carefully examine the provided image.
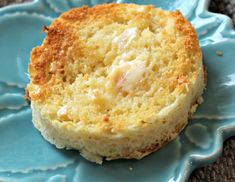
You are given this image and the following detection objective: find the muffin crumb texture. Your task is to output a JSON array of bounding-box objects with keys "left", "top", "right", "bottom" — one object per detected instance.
[{"left": 27, "top": 3, "right": 205, "bottom": 164}]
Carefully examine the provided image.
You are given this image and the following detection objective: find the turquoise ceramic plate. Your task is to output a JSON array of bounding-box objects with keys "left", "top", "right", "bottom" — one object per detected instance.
[{"left": 0, "top": 0, "right": 235, "bottom": 181}]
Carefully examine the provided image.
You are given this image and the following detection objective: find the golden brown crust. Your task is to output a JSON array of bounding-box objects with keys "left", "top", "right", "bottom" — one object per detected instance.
[
  {"left": 27, "top": 4, "right": 205, "bottom": 163},
  {"left": 60, "top": 4, "right": 154, "bottom": 22},
  {"left": 28, "top": 19, "right": 75, "bottom": 85},
  {"left": 26, "top": 3, "right": 204, "bottom": 136},
  {"left": 28, "top": 4, "right": 200, "bottom": 94},
  {"left": 170, "top": 11, "right": 200, "bottom": 52}
]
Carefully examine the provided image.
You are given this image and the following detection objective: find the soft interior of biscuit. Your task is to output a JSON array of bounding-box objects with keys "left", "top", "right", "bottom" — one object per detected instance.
[{"left": 27, "top": 4, "right": 200, "bottom": 132}]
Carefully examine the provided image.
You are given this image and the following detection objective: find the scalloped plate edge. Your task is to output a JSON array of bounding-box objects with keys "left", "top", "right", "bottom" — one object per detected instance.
[{"left": 179, "top": 1, "right": 235, "bottom": 181}]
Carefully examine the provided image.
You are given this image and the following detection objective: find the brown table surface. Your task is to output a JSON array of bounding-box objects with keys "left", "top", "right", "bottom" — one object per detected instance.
[{"left": 0, "top": 0, "right": 235, "bottom": 181}]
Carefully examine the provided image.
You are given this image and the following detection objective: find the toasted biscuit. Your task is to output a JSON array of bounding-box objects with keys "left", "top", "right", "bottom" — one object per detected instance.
[{"left": 26, "top": 3, "right": 205, "bottom": 164}]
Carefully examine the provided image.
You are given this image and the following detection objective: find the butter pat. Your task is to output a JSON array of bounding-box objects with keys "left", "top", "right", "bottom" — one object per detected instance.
[
  {"left": 112, "top": 28, "right": 137, "bottom": 50},
  {"left": 107, "top": 58, "right": 147, "bottom": 93}
]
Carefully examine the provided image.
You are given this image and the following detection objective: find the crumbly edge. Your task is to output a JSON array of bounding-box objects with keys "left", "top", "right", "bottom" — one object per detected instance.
[
  {"left": 30, "top": 63, "right": 205, "bottom": 164},
  {"left": 27, "top": 3, "right": 205, "bottom": 164}
]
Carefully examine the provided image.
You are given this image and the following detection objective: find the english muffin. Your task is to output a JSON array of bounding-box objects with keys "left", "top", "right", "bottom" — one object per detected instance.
[{"left": 26, "top": 3, "right": 205, "bottom": 164}]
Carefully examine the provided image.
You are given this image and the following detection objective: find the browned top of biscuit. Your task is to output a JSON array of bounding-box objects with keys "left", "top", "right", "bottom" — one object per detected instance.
[
  {"left": 28, "top": 4, "right": 200, "bottom": 87},
  {"left": 26, "top": 3, "right": 203, "bottom": 134}
]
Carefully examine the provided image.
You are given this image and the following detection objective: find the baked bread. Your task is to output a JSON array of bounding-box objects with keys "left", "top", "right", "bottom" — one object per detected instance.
[{"left": 26, "top": 3, "right": 205, "bottom": 164}]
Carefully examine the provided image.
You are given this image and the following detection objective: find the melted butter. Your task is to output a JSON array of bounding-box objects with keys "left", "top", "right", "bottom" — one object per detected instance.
[
  {"left": 57, "top": 105, "right": 72, "bottom": 121},
  {"left": 121, "top": 59, "right": 146, "bottom": 91},
  {"left": 57, "top": 106, "right": 67, "bottom": 117},
  {"left": 107, "top": 58, "right": 147, "bottom": 93},
  {"left": 112, "top": 27, "right": 137, "bottom": 50}
]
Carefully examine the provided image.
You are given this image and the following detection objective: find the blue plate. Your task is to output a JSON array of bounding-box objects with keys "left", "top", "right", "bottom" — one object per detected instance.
[{"left": 0, "top": 0, "right": 235, "bottom": 181}]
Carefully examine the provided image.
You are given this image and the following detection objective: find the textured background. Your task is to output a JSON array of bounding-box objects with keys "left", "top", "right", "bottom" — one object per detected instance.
[{"left": 0, "top": 0, "right": 235, "bottom": 181}]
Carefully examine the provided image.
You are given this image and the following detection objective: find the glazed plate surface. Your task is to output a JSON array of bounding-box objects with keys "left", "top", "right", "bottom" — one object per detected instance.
[{"left": 0, "top": 0, "right": 235, "bottom": 181}]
